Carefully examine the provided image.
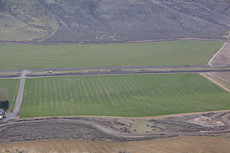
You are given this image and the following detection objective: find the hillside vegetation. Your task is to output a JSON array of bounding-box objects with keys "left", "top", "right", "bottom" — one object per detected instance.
[
  {"left": 0, "top": 0, "right": 230, "bottom": 42},
  {"left": 0, "top": 0, "right": 57, "bottom": 42}
]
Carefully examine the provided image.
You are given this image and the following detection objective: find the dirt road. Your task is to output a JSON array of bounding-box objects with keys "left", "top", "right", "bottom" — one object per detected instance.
[
  {"left": 209, "top": 42, "right": 230, "bottom": 65},
  {"left": 1, "top": 70, "right": 30, "bottom": 122},
  {"left": 12, "top": 70, "right": 30, "bottom": 117},
  {"left": 204, "top": 42, "right": 230, "bottom": 91}
]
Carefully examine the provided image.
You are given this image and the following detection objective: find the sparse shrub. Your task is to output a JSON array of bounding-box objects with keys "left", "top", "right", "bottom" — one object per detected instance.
[
  {"left": 0, "top": 148, "right": 41, "bottom": 153},
  {"left": 117, "top": 150, "right": 132, "bottom": 153}
]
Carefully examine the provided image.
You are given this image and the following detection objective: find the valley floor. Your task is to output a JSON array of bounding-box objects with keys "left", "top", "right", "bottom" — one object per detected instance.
[{"left": 0, "top": 40, "right": 230, "bottom": 152}]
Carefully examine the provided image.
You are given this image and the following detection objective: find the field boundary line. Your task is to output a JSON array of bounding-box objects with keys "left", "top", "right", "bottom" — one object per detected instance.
[
  {"left": 208, "top": 42, "right": 228, "bottom": 65},
  {"left": 0, "top": 38, "right": 228, "bottom": 45},
  {"left": 200, "top": 73, "right": 230, "bottom": 92},
  {"left": 9, "top": 110, "right": 230, "bottom": 120}
]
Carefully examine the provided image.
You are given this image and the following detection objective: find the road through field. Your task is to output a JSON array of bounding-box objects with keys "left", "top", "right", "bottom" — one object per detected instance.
[
  {"left": 2, "top": 70, "right": 30, "bottom": 122},
  {"left": 1, "top": 64, "right": 230, "bottom": 72},
  {"left": 1, "top": 64, "right": 230, "bottom": 78},
  {"left": 11, "top": 70, "right": 30, "bottom": 118}
]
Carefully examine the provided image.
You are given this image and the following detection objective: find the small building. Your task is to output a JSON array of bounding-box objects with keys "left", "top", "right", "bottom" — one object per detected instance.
[{"left": 0, "top": 108, "right": 5, "bottom": 120}]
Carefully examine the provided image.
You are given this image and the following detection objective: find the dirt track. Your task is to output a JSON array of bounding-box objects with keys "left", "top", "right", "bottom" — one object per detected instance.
[
  {"left": 200, "top": 73, "right": 230, "bottom": 92},
  {"left": 1, "top": 70, "right": 30, "bottom": 122},
  {"left": 209, "top": 42, "right": 230, "bottom": 65}
]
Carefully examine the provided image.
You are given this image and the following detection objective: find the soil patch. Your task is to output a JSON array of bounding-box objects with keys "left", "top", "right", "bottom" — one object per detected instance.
[
  {"left": 210, "top": 42, "right": 230, "bottom": 65},
  {"left": 1, "top": 136, "right": 230, "bottom": 153},
  {"left": 207, "top": 42, "right": 230, "bottom": 90}
]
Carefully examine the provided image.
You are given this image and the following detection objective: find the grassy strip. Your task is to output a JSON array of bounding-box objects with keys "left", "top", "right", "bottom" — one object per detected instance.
[
  {"left": 0, "top": 79, "right": 19, "bottom": 110},
  {"left": 0, "top": 40, "right": 223, "bottom": 70}
]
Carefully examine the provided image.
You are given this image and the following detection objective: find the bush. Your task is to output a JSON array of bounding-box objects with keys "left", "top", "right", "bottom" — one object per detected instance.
[{"left": 117, "top": 150, "right": 132, "bottom": 153}]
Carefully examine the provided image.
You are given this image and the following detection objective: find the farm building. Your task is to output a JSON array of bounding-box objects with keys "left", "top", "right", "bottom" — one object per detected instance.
[{"left": 0, "top": 108, "right": 5, "bottom": 120}]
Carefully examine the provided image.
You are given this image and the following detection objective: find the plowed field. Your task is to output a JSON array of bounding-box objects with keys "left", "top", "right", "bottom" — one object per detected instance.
[{"left": 1, "top": 136, "right": 230, "bottom": 153}]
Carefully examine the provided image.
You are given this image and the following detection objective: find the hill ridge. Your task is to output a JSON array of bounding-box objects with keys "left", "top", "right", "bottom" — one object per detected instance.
[{"left": 0, "top": 0, "right": 230, "bottom": 42}]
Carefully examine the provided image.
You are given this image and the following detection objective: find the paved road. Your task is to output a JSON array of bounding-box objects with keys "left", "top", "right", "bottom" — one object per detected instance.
[
  {"left": 0, "top": 65, "right": 230, "bottom": 79},
  {"left": 25, "top": 69, "right": 230, "bottom": 78},
  {"left": 0, "top": 64, "right": 230, "bottom": 73}
]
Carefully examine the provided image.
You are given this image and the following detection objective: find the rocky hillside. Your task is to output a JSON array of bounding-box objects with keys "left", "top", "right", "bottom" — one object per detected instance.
[{"left": 0, "top": 0, "right": 230, "bottom": 42}]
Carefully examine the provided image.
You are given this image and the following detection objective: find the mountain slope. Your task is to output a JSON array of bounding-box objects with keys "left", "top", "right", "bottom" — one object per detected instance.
[
  {"left": 0, "top": 0, "right": 230, "bottom": 42},
  {"left": 0, "top": 0, "right": 58, "bottom": 42}
]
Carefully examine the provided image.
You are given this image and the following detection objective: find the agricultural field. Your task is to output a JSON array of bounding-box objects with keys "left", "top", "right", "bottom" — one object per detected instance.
[
  {"left": 1, "top": 136, "right": 230, "bottom": 153},
  {"left": 21, "top": 74, "right": 230, "bottom": 118},
  {"left": 0, "top": 40, "right": 223, "bottom": 70},
  {"left": 0, "top": 79, "right": 19, "bottom": 110}
]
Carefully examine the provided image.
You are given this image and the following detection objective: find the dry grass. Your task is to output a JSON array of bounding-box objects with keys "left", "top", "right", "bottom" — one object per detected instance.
[{"left": 1, "top": 136, "right": 230, "bottom": 153}]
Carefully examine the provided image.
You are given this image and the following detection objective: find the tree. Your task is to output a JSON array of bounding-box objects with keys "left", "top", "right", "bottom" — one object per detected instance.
[{"left": 0, "top": 88, "right": 9, "bottom": 110}]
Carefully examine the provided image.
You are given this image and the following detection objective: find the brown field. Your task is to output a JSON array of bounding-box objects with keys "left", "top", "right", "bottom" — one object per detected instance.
[
  {"left": 208, "top": 42, "right": 230, "bottom": 91},
  {"left": 1, "top": 136, "right": 230, "bottom": 153},
  {"left": 211, "top": 72, "right": 230, "bottom": 86},
  {"left": 210, "top": 42, "right": 230, "bottom": 66}
]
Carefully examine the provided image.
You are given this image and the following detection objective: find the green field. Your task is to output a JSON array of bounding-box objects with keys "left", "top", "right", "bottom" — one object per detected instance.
[
  {"left": 0, "top": 40, "right": 223, "bottom": 70},
  {"left": 0, "top": 79, "right": 19, "bottom": 110},
  {"left": 21, "top": 74, "right": 230, "bottom": 118}
]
